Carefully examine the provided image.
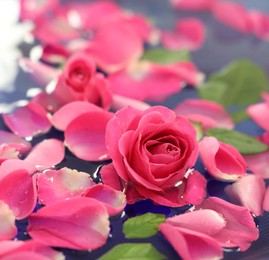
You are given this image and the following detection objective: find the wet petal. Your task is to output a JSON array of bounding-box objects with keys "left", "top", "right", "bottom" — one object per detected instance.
[
  {"left": 37, "top": 167, "right": 94, "bottom": 205},
  {"left": 225, "top": 174, "right": 266, "bottom": 216},
  {"left": 199, "top": 137, "right": 247, "bottom": 181},
  {"left": 247, "top": 102, "right": 269, "bottom": 131},
  {"left": 2, "top": 102, "right": 52, "bottom": 138},
  {"left": 65, "top": 110, "right": 113, "bottom": 161},
  {"left": 0, "top": 200, "right": 17, "bottom": 240},
  {"left": 82, "top": 184, "right": 126, "bottom": 217},
  {"left": 27, "top": 197, "right": 110, "bottom": 250}
]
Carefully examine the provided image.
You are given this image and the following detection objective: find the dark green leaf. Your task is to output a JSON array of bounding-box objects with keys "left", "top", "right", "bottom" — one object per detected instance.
[
  {"left": 99, "top": 243, "right": 165, "bottom": 260},
  {"left": 141, "top": 48, "right": 190, "bottom": 64},
  {"left": 123, "top": 213, "right": 165, "bottom": 238},
  {"left": 206, "top": 128, "right": 268, "bottom": 154},
  {"left": 230, "top": 109, "right": 249, "bottom": 123},
  {"left": 198, "top": 60, "right": 268, "bottom": 107}
]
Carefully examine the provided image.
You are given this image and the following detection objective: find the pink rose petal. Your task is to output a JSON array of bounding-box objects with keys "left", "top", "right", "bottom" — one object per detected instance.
[
  {"left": 263, "top": 186, "right": 269, "bottom": 212},
  {"left": 100, "top": 163, "right": 123, "bottom": 191},
  {"left": 225, "top": 174, "right": 266, "bottom": 216},
  {"left": 174, "top": 99, "right": 234, "bottom": 132},
  {"left": 24, "top": 139, "right": 65, "bottom": 172},
  {"left": 247, "top": 102, "right": 269, "bottom": 131},
  {"left": 212, "top": 1, "right": 251, "bottom": 34},
  {"left": 199, "top": 136, "right": 247, "bottom": 181},
  {"left": 82, "top": 184, "right": 126, "bottom": 217},
  {"left": 170, "top": 0, "right": 216, "bottom": 11},
  {"left": 27, "top": 197, "right": 110, "bottom": 250},
  {"left": 0, "top": 201, "right": 17, "bottom": 240},
  {"left": 161, "top": 18, "right": 205, "bottom": 51},
  {"left": 65, "top": 110, "right": 113, "bottom": 161},
  {"left": 0, "top": 169, "right": 37, "bottom": 220},
  {"left": 1, "top": 252, "right": 49, "bottom": 260},
  {"left": 248, "top": 11, "right": 269, "bottom": 40},
  {"left": 37, "top": 167, "right": 94, "bottom": 205},
  {"left": 2, "top": 102, "right": 52, "bottom": 138},
  {"left": 0, "top": 145, "right": 19, "bottom": 164}
]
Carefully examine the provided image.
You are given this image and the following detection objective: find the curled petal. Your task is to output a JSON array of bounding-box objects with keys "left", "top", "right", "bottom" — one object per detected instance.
[
  {"left": 65, "top": 110, "right": 113, "bottom": 161},
  {"left": 37, "top": 167, "right": 94, "bottom": 205},
  {"left": 247, "top": 102, "right": 269, "bottom": 131},
  {"left": 51, "top": 101, "right": 104, "bottom": 131},
  {"left": 174, "top": 99, "right": 234, "bottom": 132},
  {"left": 2, "top": 102, "right": 51, "bottom": 138},
  {"left": 0, "top": 201, "right": 17, "bottom": 240},
  {"left": 199, "top": 137, "right": 247, "bottom": 181},
  {"left": 225, "top": 174, "right": 266, "bottom": 216},
  {"left": 82, "top": 184, "right": 126, "bottom": 217},
  {"left": 161, "top": 18, "right": 205, "bottom": 51},
  {"left": 24, "top": 139, "right": 65, "bottom": 172},
  {"left": 170, "top": 0, "right": 215, "bottom": 11},
  {"left": 27, "top": 197, "right": 110, "bottom": 250},
  {"left": 0, "top": 169, "right": 37, "bottom": 220}
]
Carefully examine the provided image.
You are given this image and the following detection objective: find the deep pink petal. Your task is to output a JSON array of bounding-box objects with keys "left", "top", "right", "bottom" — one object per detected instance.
[
  {"left": 86, "top": 22, "right": 143, "bottom": 73},
  {"left": 174, "top": 99, "right": 234, "bottom": 132},
  {"left": 263, "top": 186, "right": 269, "bottom": 212},
  {"left": 159, "top": 222, "right": 223, "bottom": 260},
  {"left": 196, "top": 197, "right": 259, "bottom": 251},
  {"left": 65, "top": 110, "right": 113, "bottom": 161},
  {"left": 51, "top": 101, "right": 104, "bottom": 131},
  {"left": 170, "top": 0, "right": 215, "bottom": 11},
  {"left": 199, "top": 137, "right": 247, "bottom": 181},
  {"left": 212, "top": 1, "right": 251, "bottom": 34},
  {"left": 225, "top": 174, "right": 266, "bottom": 216},
  {"left": 1, "top": 252, "right": 49, "bottom": 260},
  {"left": 161, "top": 18, "right": 205, "bottom": 51},
  {"left": 0, "top": 201, "right": 17, "bottom": 240},
  {"left": 247, "top": 102, "right": 269, "bottom": 131},
  {"left": 2, "top": 102, "right": 52, "bottom": 138},
  {"left": 100, "top": 163, "right": 123, "bottom": 191},
  {"left": 27, "top": 197, "right": 110, "bottom": 250},
  {"left": 0, "top": 169, "right": 37, "bottom": 220},
  {"left": 37, "top": 167, "right": 94, "bottom": 205},
  {"left": 24, "top": 139, "right": 65, "bottom": 172},
  {"left": 82, "top": 184, "right": 126, "bottom": 217},
  {"left": 248, "top": 11, "right": 269, "bottom": 40}
]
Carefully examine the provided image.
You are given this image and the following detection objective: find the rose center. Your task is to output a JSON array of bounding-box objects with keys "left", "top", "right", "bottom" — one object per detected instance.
[{"left": 147, "top": 142, "right": 180, "bottom": 157}]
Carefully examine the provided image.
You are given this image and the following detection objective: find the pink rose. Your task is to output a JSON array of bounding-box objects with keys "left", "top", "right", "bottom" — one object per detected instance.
[{"left": 104, "top": 106, "right": 206, "bottom": 207}]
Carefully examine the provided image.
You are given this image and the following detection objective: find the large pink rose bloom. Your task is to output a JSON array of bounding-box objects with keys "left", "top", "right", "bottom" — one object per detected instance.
[{"left": 105, "top": 106, "right": 206, "bottom": 207}]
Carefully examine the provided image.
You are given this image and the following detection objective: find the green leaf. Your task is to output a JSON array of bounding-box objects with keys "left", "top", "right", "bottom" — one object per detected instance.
[
  {"left": 123, "top": 213, "right": 165, "bottom": 239},
  {"left": 99, "top": 243, "right": 165, "bottom": 260},
  {"left": 206, "top": 128, "right": 268, "bottom": 154},
  {"left": 191, "top": 121, "right": 203, "bottom": 140},
  {"left": 230, "top": 109, "right": 249, "bottom": 123},
  {"left": 198, "top": 60, "right": 268, "bottom": 107},
  {"left": 141, "top": 48, "right": 190, "bottom": 64}
]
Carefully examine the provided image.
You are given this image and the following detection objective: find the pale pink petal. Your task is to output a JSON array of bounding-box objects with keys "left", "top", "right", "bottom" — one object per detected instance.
[
  {"left": 244, "top": 151, "right": 269, "bottom": 179},
  {"left": 86, "top": 22, "right": 143, "bottom": 73},
  {"left": 0, "top": 130, "right": 31, "bottom": 154},
  {"left": 37, "top": 167, "right": 94, "bottom": 205},
  {"left": 31, "top": 92, "right": 62, "bottom": 113},
  {"left": 0, "top": 169, "right": 37, "bottom": 220},
  {"left": 212, "top": 1, "right": 251, "bottom": 34},
  {"left": 65, "top": 111, "right": 113, "bottom": 161},
  {"left": 248, "top": 11, "right": 269, "bottom": 40},
  {"left": 170, "top": 0, "right": 216, "bottom": 11},
  {"left": 199, "top": 137, "right": 247, "bottom": 181},
  {"left": 51, "top": 101, "right": 104, "bottom": 131},
  {"left": 161, "top": 18, "right": 205, "bottom": 51},
  {"left": 174, "top": 99, "right": 234, "bottom": 132},
  {"left": 0, "top": 145, "right": 19, "bottom": 164},
  {"left": 0, "top": 201, "right": 17, "bottom": 240},
  {"left": 225, "top": 174, "right": 266, "bottom": 216},
  {"left": 196, "top": 197, "right": 259, "bottom": 251},
  {"left": 2, "top": 102, "right": 51, "bottom": 138},
  {"left": 24, "top": 139, "right": 65, "bottom": 172},
  {"left": 19, "top": 58, "right": 59, "bottom": 87},
  {"left": 247, "top": 102, "right": 269, "bottom": 131},
  {"left": 82, "top": 184, "right": 126, "bottom": 217},
  {"left": 159, "top": 222, "right": 223, "bottom": 260},
  {"left": 1, "top": 252, "right": 49, "bottom": 260},
  {"left": 27, "top": 197, "right": 110, "bottom": 250},
  {"left": 263, "top": 186, "right": 269, "bottom": 211}
]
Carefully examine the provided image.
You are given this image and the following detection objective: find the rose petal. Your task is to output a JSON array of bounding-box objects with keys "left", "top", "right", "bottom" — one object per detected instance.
[
  {"left": 247, "top": 102, "right": 269, "bottom": 131},
  {"left": 65, "top": 110, "right": 113, "bottom": 161},
  {"left": 2, "top": 102, "right": 52, "bottom": 138},
  {"left": 263, "top": 186, "right": 269, "bottom": 212},
  {"left": 199, "top": 136, "right": 247, "bottom": 181},
  {"left": 24, "top": 139, "right": 65, "bottom": 172},
  {"left": 161, "top": 18, "right": 205, "bottom": 51},
  {"left": 82, "top": 184, "right": 126, "bottom": 217},
  {"left": 27, "top": 197, "right": 110, "bottom": 250},
  {"left": 170, "top": 0, "right": 215, "bottom": 11},
  {"left": 1, "top": 252, "right": 49, "bottom": 260},
  {"left": 174, "top": 99, "right": 234, "bottom": 132},
  {"left": 37, "top": 167, "right": 94, "bottom": 205},
  {"left": 248, "top": 11, "right": 269, "bottom": 40},
  {"left": 0, "top": 169, "right": 37, "bottom": 220},
  {"left": 0, "top": 200, "right": 17, "bottom": 240},
  {"left": 225, "top": 174, "right": 266, "bottom": 216}
]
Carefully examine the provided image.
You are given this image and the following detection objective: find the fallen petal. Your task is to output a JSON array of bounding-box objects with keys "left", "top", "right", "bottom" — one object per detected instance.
[
  {"left": 247, "top": 102, "right": 269, "bottom": 131},
  {"left": 170, "top": 0, "right": 216, "bottom": 11}
]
